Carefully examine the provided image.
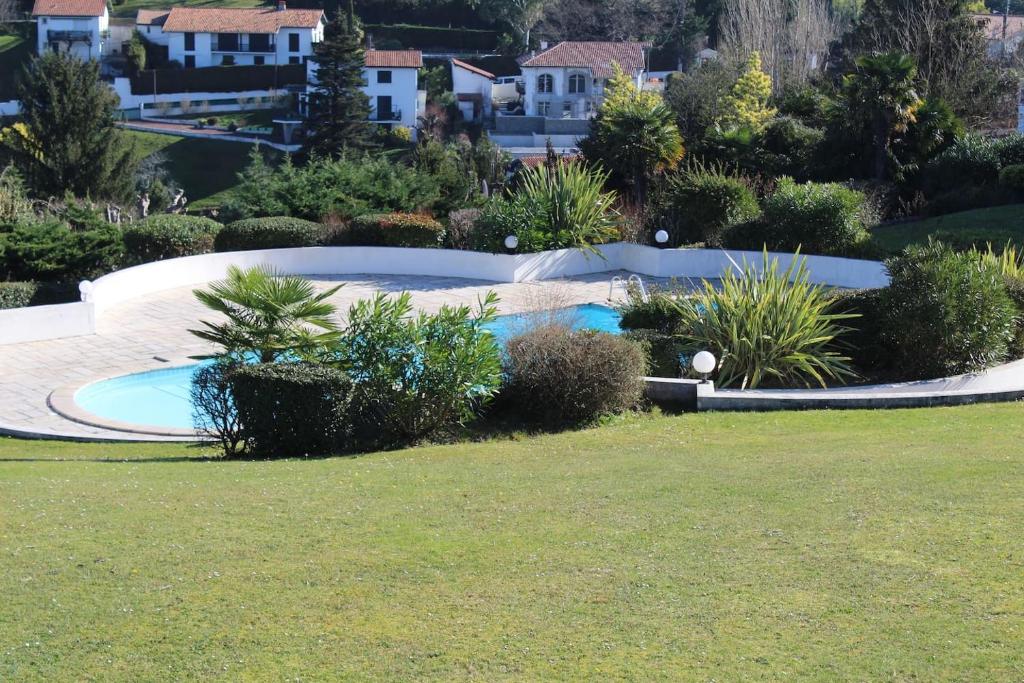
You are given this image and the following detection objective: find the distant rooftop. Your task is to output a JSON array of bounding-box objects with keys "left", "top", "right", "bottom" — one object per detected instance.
[
  {"left": 31, "top": 0, "right": 105, "bottom": 17},
  {"left": 365, "top": 49, "right": 423, "bottom": 68},
  {"left": 159, "top": 6, "right": 324, "bottom": 34},
  {"left": 521, "top": 41, "right": 649, "bottom": 78}
]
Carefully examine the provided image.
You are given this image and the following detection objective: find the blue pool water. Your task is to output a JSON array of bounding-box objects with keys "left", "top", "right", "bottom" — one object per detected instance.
[{"left": 74, "top": 303, "right": 623, "bottom": 431}]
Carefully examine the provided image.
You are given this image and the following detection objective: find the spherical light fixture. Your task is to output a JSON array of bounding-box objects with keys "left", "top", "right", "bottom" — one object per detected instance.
[
  {"left": 504, "top": 234, "right": 519, "bottom": 251},
  {"left": 692, "top": 350, "right": 716, "bottom": 382},
  {"left": 78, "top": 280, "right": 94, "bottom": 302},
  {"left": 654, "top": 229, "right": 669, "bottom": 245}
]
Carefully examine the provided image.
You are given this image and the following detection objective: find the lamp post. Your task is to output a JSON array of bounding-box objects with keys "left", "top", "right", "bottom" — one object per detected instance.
[
  {"left": 654, "top": 229, "right": 669, "bottom": 248},
  {"left": 504, "top": 235, "right": 519, "bottom": 254},
  {"left": 692, "top": 350, "right": 716, "bottom": 383}
]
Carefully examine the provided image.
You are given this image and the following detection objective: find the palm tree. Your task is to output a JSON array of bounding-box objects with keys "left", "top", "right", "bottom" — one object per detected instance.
[
  {"left": 190, "top": 265, "right": 343, "bottom": 363},
  {"left": 842, "top": 51, "right": 922, "bottom": 181}
]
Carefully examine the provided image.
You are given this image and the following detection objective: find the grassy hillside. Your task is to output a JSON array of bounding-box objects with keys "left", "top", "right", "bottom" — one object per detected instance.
[
  {"left": 0, "top": 29, "right": 33, "bottom": 101},
  {"left": 2, "top": 404, "right": 1023, "bottom": 680},
  {"left": 872, "top": 204, "right": 1024, "bottom": 253},
  {"left": 109, "top": 0, "right": 262, "bottom": 20}
]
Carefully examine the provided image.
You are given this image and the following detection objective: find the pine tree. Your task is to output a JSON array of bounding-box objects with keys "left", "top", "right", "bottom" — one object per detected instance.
[
  {"left": 303, "top": 5, "right": 373, "bottom": 156},
  {"left": 717, "top": 52, "right": 776, "bottom": 132},
  {"left": 2, "top": 51, "right": 136, "bottom": 200}
]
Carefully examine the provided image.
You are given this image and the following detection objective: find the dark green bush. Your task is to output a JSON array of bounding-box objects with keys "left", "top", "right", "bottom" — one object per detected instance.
[
  {"left": 503, "top": 326, "right": 647, "bottom": 427},
  {"left": 616, "top": 289, "right": 685, "bottom": 333},
  {"left": 1003, "top": 274, "right": 1024, "bottom": 360},
  {"left": 923, "top": 135, "right": 1000, "bottom": 194},
  {"left": 924, "top": 185, "right": 1016, "bottom": 216},
  {"left": 229, "top": 362, "right": 354, "bottom": 458},
  {"left": 881, "top": 243, "right": 1017, "bottom": 379},
  {"left": 724, "top": 178, "right": 870, "bottom": 256},
  {"left": 654, "top": 166, "right": 760, "bottom": 245},
  {"left": 998, "top": 164, "right": 1024, "bottom": 192},
  {"left": 993, "top": 134, "right": 1024, "bottom": 167},
  {"left": 760, "top": 116, "right": 825, "bottom": 178},
  {"left": 216, "top": 216, "right": 327, "bottom": 252},
  {"left": 0, "top": 281, "right": 39, "bottom": 309},
  {"left": 0, "top": 281, "right": 78, "bottom": 309},
  {"left": 345, "top": 212, "right": 445, "bottom": 248},
  {"left": 0, "top": 218, "right": 124, "bottom": 282},
  {"left": 622, "top": 329, "right": 685, "bottom": 378},
  {"left": 825, "top": 288, "right": 888, "bottom": 377},
  {"left": 123, "top": 214, "right": 222, "bottom": 263}
]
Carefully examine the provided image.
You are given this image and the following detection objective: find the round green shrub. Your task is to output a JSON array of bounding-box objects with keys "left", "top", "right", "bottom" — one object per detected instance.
[
  {"left": 124, "top": 214, "right": 222, "bottom": 263},
  {"left": 923, "top": 135, "right": 1000, "bottom": 194},
  {"left": 998, "top": 164, "right": 1024, "bottom": 192},
  {"left": 229, "top": 362, "right": 354, "bottom": 458},
  {"left": 616, "top": 291, "right": 684, "bottom": 333},
  {"left": 216, "top": 216, "right": 327, "bottom": 252},
  {"left": 0, "top": 281, "right": 40, "bottom": 309},
  {"left": 655, "top": 167, "right": 760, "bottom": 246},
  {"left": 1, "top": 218, "right": 124, "bottom": 282},
  {"left": 881, "top": 243, "right": 1017, "bottom": 379},
  {"left": 345, "top": 212, "right": 445, "bottom": 248},
  {"left": 621, "top": 329, "right": 685, "bottom": 378},
  {"left": 502, "top": 326, "right": 647, "bottom": 427}
]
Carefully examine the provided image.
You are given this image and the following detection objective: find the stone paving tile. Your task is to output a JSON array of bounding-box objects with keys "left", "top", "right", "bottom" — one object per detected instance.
[{"left": 0, "top": 271, "right": 685, "bottom": 439}]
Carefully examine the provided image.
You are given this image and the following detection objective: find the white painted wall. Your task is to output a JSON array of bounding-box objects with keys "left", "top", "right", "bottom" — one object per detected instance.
[
  {"left": 138, "top": 22, "right": 169, "bottom": 46},
  {"left": 35, "top": 9, "right": 108, "bottom": 60},
  {"left": 163, "top": 21, "right": 322, "bottom": 67},
  {"left": 111, "top": 78, "right": 283, "bottom": 114},
  {"left": 521, "top": 65, "right": 642, "bottom": 117},
  {"left": 452, "top": 63, "right": 493, "bottom": 117},
  {"left": 0, "top": 302, "right": 95, "bottom": 345}
]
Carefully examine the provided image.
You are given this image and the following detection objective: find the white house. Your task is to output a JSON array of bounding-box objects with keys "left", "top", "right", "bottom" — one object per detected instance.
[
  {"left": 138, "top": 2, "right": 325, "bottom": 68},
  {"left": 974, "top": 13, "right": 1024, "bottom": 59},
  {"left": 32, "top": 0, "right": 109, "bottom": 61},
  {"left": 519, "top": 41, "right": 647, "bottom": 119},
  {"left": 451, "top": 58, "right": 495, "bottom": 122},
  {"left": 362, "top": 49, "right": 423, "bottom": 134}
]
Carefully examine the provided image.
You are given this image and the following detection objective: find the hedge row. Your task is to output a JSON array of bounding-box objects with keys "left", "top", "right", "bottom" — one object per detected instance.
[
  {"left": 129, "top": 63, "right": 307, "bottom": 96},
  {"left": 347, "top": 213, "right": 445, "bottom": 248},
  {"left": 215, "top": 217, "right": 328, "bottom": 252},
  {"left": 364, "top": 23, "right": 497, "bottom": 51},
  {"left": 123, "top": 215, "right": 223, "bottom": 263}
]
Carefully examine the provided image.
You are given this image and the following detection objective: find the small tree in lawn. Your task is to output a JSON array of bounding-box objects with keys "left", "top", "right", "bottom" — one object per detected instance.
[
  {"left": 303, "top": 5, "right": 373, "bottom": 157},
  {"left": 2, "top": 51, "right": 136, "bottom": 200},
  {"left": 579, "top": 63, "right": 684, "bottom": 204},
  {"left": 716, "top": 51, "right": 777, "bottom": 132}
]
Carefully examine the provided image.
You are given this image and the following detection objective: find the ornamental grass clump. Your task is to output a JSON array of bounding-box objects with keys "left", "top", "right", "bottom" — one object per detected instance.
[{"left": 671, "top": 251, "right": 858, "bottom": 389}]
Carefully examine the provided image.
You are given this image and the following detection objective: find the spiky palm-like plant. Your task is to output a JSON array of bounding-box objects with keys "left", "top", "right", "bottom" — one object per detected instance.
[
  {"left": 671, "top": 251, "right": 858, "bottom": 389},
  {"left": 190, "top": 265, "right": 342, "bottom": 363},
  {"left": 516, "top": 161, "right": 620, "bottom": 253}
]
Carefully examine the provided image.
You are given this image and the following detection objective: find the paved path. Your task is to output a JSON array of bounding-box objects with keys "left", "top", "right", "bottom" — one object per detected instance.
[{"left": 0, "top": 272, "right": 657, "bottom": 441}]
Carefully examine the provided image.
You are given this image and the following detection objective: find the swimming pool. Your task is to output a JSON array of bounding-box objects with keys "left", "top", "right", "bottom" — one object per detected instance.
[{"left": 73, "top": 303, "right": 623, "bottom": 431}]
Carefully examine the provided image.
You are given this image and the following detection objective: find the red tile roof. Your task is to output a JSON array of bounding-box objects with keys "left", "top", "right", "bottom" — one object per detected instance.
[
  {"left": 452, "top": 58, "right": 494, "bottom": 80},
  {"left": 161, "top": 6, "right": 324, "bottom": 33},
  {"left": 973, "top": 13, "right": 1024, "bottom": 40},
  {"left": 32, "top": 0, "right": 105, "bottom": 17},
  {"left": 136, "top": 9, "right": 169, "bottom": 26},
  {"left": 521, "top": 41, "right": 648, "bottom": 78},
  {"left": 365, "top": 49, "right": 423, "bottom": 68}
]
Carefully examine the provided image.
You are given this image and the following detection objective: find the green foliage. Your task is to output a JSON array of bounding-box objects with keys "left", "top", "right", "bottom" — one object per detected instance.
[
  {"left": 993, "top": 134, "right": 1024, "bottom": 166},
  {"left": 3, "top": 51, "right": 137, "bottom": 200},
  {"left": 0, "top": 281, "right": 40, "bottom": 309},
  {"left": 716, "top": 52, "right": 776, "bottom": 132},
  {"left": 620, "top": 329, "right": 686, "bottom": 378},
  {"left": 664, "top": 60, "right": 736, "bottom": 142},
  {"left": 923, "top": 135, "right": 1001, "bottom": 194},
  {"left": 671, "top": 252, "right": 858, "bottom": 389},
  {"left": 125, "top": 31, "right": 147, "bottom": 74},
  {"left": 229, "top": 362, "right": 355, "bottom": 458},
  {"left": 725, "top": 178, "right": 871, "bottom": 257},
  {"left": 215, "top": 216, "right": 328, "bottom": 252},
  {"left": 653, "top": 164, "right": 760, "bottom": 246},
  {"left": 346, "top": 212, "right": 445, "bottom": 247},
  {"left": 123, "top": 214, "right": 222, "bottom": 263},
  {"left": 413, "top": 138, "right": 483, "bottom": 214},
  {"left": 223, "top": 150, "right": 440, "bottom": 222},
  {"left": 190, "top": 265, "right": 342, "bottom": 364},
  {"left": 824, "top": 288, "right": 889, "bottom": 376},
  {"left": 759, "top": 117, "right": 825, "bottom": 178},
  {"left": 0, "top": 217, "right": 123, "bottom": 282},
  {"left": 881, "top": 242, "right": 1017, "bottom": 379},
  {"left": 0, "top": 165, "right": 33, "bottom": 223},
  {"left": 334, "top": 291, "right": 502, "bottom": 446},
  {"left": 998, "top": 164, "right": 1024, "bottom": 192},
  {"left": 617, "top": 287, "right": 687, "bottom": 334},
  {"left": 190, "top": 360, "right": 244, "bottom": 458},
  {"left": 303, "top": 13, "right": 374, "bottom": 156},
  {"left": 502, "top": 325, "right": 647, "bottom": 427}
]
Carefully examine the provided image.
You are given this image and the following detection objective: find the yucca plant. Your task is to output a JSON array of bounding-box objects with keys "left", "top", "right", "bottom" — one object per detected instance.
[
  {"left": 190, "top": 265, "right": 342, "bottom": 363},
  {"left": 517, "top": 161, "right": 620, "bottom": 253},
  {"left": 972, "top": 241, "right": 1024, "bottom": 278},
  {"left": 671, "top": 251, "right": 859, "bottom": 389}
]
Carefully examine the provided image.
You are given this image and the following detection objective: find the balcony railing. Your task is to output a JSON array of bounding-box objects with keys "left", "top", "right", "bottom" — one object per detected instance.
[
  {"left": 370, "top": 110, "right": 401, "bottom": 121},
  {"left": 47, "top": 30, "right": 92, "bottom": 44},
  {"left": 211, "top": 40, "right": 276, "bottom": 53}
]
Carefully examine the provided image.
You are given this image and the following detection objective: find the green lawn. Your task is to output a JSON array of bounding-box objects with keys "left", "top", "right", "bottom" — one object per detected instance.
[
  {"left": 2, "top": 405, "right": 1023, "bottom": 679},
  {"left": 125, "top": 129, "right": 278, "bottom": 209},
  {"left": 872, "top": 204, "right": 1024, "bottom": 253},
  {"left": 109, "top": 0, "right": 261, "bottom": 19},
  {"left": 0, "top": 29, "right": 34, "bottom": 102}
]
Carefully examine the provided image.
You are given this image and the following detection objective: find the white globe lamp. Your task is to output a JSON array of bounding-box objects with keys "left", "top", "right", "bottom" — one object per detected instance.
[
  {"left": 504, "top": 234, "right": 519, "bottom": 252},
  {"left": 78, "top": 280, "right": 94, "bottom": 302},
  {"left": 692, "top": 350, "right": 716, "bottom": 382},
  {"left": 654, "top": 229, "right": 669, "bottom": 245}
]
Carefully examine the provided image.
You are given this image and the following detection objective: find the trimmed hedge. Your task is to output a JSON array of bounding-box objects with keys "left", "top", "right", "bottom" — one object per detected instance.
[
  {"left": 229, "top": 362, "right": 354, "bottom": 458},
  {"left": 0, "top": 281, "right": 78, "bottom": 309},
  {"left": 130, "top": 63, "right": 306, "bottom": 95},
  {"left": 363, "top": 23, "right": 497, "bottom": 51},
  {"left": 346, "top": 212, "right": 444, "bottom": 248},
  {"left": 124, "top": 215, "right": 223, "bottom": 263},
  {"left": 0, "top": 282, "right": 40, "bottom": 309},
  {"left": 655, "top": 169, "right": 760, "bottom": 246},
  {"left": 216, "top": 216, "right": 328, "bottom": 252}
]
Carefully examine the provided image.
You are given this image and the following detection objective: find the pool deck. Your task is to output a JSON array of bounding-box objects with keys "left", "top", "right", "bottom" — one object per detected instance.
[{"left": 0, "top": 272, "right": 665, "bottom": 441}]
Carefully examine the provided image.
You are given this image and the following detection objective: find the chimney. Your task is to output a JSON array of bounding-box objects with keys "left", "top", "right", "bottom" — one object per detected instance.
[{"left": 276, "top": 0, "right": 286, "bottom": 10}]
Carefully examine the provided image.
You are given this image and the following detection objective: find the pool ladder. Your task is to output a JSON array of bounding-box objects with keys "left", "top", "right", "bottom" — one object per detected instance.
[{"left": 609, "top": 274, "right": 648, "bottom": 302}]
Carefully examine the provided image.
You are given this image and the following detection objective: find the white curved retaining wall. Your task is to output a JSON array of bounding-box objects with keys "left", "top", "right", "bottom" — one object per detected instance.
[{"left": 0, "top": 244, "right": 890, "bottom": 344}]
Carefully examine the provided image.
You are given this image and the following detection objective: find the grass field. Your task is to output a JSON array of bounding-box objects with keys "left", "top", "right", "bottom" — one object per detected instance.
[
  {"left": 109, "top": 0, "right": 262, "bottom": 19},
  {"left": 125, "top": 129, "right": 277, "bottom": 209},
  {"left": 872, "top": 204, "right": 1024, "bottom": 253},
  {"left": 0, "top": 29, "right": 33, "bottom": 101},
  {"left": 2, "top": 404, "right": 1023, "bottom": 679}
]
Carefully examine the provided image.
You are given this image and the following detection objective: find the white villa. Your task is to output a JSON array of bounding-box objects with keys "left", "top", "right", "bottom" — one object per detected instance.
[
  {"left": 32, "top": 0, "right": 108, "bottom": 61},
  {"left": 519, "top": 41, "right": 647, "bottom": 119},
  {"left": 136, "top": 1, "right": 325, "bottom": 68}
]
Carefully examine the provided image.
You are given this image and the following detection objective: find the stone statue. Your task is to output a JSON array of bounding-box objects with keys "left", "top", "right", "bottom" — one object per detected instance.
[{"left": 137, "top": 193, "right": 150, "bottom": 218}]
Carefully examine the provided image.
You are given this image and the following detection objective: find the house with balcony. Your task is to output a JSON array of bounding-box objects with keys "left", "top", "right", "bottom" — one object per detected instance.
[
  {"left": 32, "top": 0, "right": 109, "bottom": 61},
  {"left": 362, "top": 49, "right": 423, "bottom": 135},
  {"left": 137, "top": 2, "right": 325, "bottom": 68}
]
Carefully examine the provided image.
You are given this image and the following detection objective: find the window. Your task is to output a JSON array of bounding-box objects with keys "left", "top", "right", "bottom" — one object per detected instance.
[
  {"left": 537, "top": 73, "right": 553, "bottom": 93},
  {"left": 288, "top": 56, "right": 300, "bottom": 65},
  {"left": 254, "top": 55, "right": 264, "bottom": 65},
  {"left": 376, "top": 95, "right": 393, "bottom": 120},
  {"left": 568, "top": 74, "right": 586, "bottom": 94},
  {"left": 563, "top": 101, "right": 573, "bottom": 117},
  {"left": 377, "top": 70, "right": 392, "bottom": 84},
  {"left": 288, "top": 32, "right": 299, "bottom": 52},
  {"left": 537, "top": 101, "right": 550, "bottom": 116},
  {"left": 216, "top": 33, "right": 239, "bottom": 51},
  {"left": 249, "top": 33, "right": 271, "bottom": 52},
  {"left": 184, "top": 54, "right": 195, "bottom": 68},
  {"left": 184, "top": 32, "right": 194, "bottom": 51}
]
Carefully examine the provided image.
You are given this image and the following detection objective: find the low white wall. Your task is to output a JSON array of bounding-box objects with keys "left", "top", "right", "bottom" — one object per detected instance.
[
  {"left": 0, "top": 99, "right": 19, "bottom": 116},
  {"left": 0, "top": 301, "right": 95, "bottom": 345},
  {"left": 2, "top": 245, "right": 889, "bottom": 345}
]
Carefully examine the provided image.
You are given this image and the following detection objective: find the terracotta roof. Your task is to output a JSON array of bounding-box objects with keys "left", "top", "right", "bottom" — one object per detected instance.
[
  {"left": 32, "top": 0, "right": 105, "bottom": 17},
  {"left": 365, "top": 49, "right": 423, "bottom": 68},
  {"left": 521, "top": 41, "right": 648, "bottom": 78},
  {"left": 973, "top": 13, "right": 1024, "bottom": 40},
  {"left": 161, "top": 6, "right": 324, "bottom": 33},
  {"left": 452, "top": 58, "right": 494, "bottom": 80},
  {"left": 136, "top": 9, "right": 169, "bottom": 26}
]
